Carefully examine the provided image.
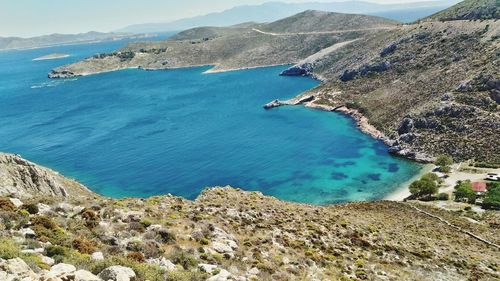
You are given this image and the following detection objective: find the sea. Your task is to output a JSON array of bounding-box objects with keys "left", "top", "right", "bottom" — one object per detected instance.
[{"left": 0, "top": 36, "right": 422, "bottom": 205}]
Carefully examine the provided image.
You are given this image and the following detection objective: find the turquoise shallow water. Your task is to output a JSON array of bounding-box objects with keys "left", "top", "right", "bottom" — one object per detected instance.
[{"left": 0, "top": 41, "right": 421, "bottom": 205}]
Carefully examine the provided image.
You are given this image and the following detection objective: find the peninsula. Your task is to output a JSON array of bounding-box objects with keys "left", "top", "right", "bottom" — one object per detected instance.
[{"left": 32, "top": 53, "right": 70, "bottom": 61}]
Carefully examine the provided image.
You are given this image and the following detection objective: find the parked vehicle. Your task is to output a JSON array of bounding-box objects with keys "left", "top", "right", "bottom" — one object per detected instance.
[{"left": 486, "top": 173, "right": 499, "bottom": 181}]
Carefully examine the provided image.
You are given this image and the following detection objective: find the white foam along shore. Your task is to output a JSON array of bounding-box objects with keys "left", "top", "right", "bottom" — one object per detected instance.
[
  {"left": 33, "top": 53, "right": 70, "bottom": 61},
  {"left": 384, "top": 164, "right": 434, "bottom": 201}
]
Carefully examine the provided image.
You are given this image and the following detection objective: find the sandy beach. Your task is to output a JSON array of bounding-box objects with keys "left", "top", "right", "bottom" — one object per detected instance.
[{"left": 385, "top": 164, "right": 434, "bottom": 201}]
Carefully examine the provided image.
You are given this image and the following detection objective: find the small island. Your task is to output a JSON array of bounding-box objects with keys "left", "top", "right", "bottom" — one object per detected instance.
[{"left": 32, "top": 53, "right": 70, "bottom": 61}]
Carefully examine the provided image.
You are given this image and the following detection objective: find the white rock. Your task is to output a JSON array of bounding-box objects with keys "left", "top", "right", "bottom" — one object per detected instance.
[
  {"left": 50, "top": 263, "right": 76, "bottom": 276},
  {"left": 1, "top": 258, "right": 33, "bottom": 275},
  {"left": 73, "top": 206, "right": 85, "bottom": 214},
  {"left": 147, "top": 257, "right": 176, "bottom": 271},
  {"left": 9, "top": 198, "right": 23, "bottom": 208},
  {"left": 57, "top": 203, "right": 74, "bottom": 213},
  {"left": 198, "top": 264, "right": 218, "bottom": 274},
  {"left": 20, "top": 248, "right": 44, "bottom": 254},
  {"left": 147, "top": 224, "right": 163, "bottom": 231},
  {"left": 91, "top": 251, "right": 104, "bottom": 261},
  {"left": 98, "top": 265, "right": 136, "bottom": 281},
  {"left": 19, "top": 228, "right": 36, "bottom": 238},
  {"left": 75, "top": 269, "right": 102, "bottom": 281},
  {"left": 207, "top": 269, "right": 231, "bottom": 281},
  {"left": 41, "top": 256, "right": 55, "bottom": 266},
  {"left": 37, "top": 203, "right": 52, "bottom": 214},
  {"left": 248, "top": 267, "right": 260, "bottom": 275},
  {"left": 211, "top": 242, "right": 233, "bottom": 254}
]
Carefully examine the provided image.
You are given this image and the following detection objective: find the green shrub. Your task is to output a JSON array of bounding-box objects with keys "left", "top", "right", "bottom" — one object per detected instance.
[
  {"left": 454, "top": 181, "right": 476, "bottom": 203},
  {"left": 409, "top": 178, "right": 438, "bottom": 198},
  {"left": 168, "top": 248, "right": 198, "bottom": 270},
  {"left": 45, "top": 245, "right": 67, "bottom": 257},
  {"left": 436, "top": 193, "right": 449, "bottom": 201},
  {"left": 0, "top": 238, "right": 21, "bottom": 259},
  {"left": 483, "top": 182, "right": 500, "bottom": 209},
  {"left": 22, "top": 203, "right": 39, "bottom": 215}
]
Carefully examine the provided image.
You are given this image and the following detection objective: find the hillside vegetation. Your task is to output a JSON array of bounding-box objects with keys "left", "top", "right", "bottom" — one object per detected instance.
[
  {"left": 426, "top": 0, "right": 499, "bottom": 21},
  {"left": 49, "top": 1, "right": 500, "bottom": 163},
  {"left": 0, "top": 153, "right": 499, "bottom": 281}
]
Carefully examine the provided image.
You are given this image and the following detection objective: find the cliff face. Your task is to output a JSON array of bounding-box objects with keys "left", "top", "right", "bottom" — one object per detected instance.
[
  {"left": 0, "top": 153, "right": 94, "bottom": 199},
  {"left": 0, "top": 155, "right": 499, "bottom": 281}
]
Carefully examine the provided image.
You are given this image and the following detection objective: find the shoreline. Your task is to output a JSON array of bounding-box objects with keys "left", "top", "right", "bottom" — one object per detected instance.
[
  {"left": 202, "top": 63, "right": 292, "bottom": 74},
  {"left": 384, "top": 164, "right": 434, "bottom": 201},
  {"left": 33, "top": 54, "right": 70, "bottom": 61}
]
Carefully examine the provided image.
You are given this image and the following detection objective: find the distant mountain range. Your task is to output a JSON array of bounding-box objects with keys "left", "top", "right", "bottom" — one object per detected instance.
[
  {"left": 117, "top": 0, "right": 461, "bottom": 33},
  {"left": 0, "top": 31, "right": 155, "bottom": 51}
]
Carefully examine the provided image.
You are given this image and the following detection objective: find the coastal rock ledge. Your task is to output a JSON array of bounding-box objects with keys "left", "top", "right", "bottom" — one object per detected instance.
[{"left": 0, "top": 152, "right": 498, "bottom": 280}]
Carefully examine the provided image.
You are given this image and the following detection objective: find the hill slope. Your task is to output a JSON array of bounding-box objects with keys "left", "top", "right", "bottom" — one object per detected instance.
[
  {"left": 0, "top": 154, "right": 499, "bottom": 280},
  {"left": 426, "top": 0, "right": 500, "bottom": 21}
]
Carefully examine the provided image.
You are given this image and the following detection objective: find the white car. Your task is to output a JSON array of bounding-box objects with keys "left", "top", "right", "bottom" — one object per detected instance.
[{"left": 486, "top": 173, "right": 499, "bottom": 181}]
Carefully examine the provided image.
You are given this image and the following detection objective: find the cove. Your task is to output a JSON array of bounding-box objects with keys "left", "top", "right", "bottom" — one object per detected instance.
[{"left": 0, "top": 42, "right": 422, "bottom": 205}]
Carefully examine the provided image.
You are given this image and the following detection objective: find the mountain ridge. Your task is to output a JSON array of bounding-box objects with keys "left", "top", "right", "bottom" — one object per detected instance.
[{"left": 117, "top": 0, "right": 460, "bottom": 33}]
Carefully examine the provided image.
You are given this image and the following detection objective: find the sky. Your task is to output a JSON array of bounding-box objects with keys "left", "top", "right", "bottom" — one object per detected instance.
[{"left": 1, "top": 0, "right": 443, "bottom": 37}]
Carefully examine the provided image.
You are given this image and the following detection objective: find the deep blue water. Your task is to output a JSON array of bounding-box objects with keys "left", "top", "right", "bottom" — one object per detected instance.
[{"left": 0, "top": 40, "right": 421, "bottom": 205}]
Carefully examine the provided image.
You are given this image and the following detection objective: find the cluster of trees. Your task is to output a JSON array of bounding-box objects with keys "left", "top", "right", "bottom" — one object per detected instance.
[
  {"left": 409, "top": 173, "right": 447, "bottom": 200},
  {"left": 483, "top": 182, "right": 500, "bottom": 209},
  {"left": 453, "top": 180, "right": 476, "bottom": 203},
  {"left": 453, "top": 181, "right": 500, "bottom": 210},
  {"left": 435, "top": 154, "right": 453, "bottom": 173}
]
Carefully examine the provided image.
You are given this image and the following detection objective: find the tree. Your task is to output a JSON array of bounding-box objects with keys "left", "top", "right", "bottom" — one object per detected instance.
[
  {"left": 482, "top": 182, "right": 500, "bottom": 209},
  {"left": 421, "top": 173, "right": 440, "bottom": 182},
  {"left": 435, "top": 154, "right": 453, "bottom": 173},
  {"left": 409, "top": 178, "right": 438, "bottom": 198},
  {"left": 453, "top": 181, "right": 476, "bottom": 203}
]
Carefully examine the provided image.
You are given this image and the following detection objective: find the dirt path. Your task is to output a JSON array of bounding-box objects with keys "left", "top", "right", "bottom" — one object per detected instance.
[
  {"left": 407, "top": 203, "right": 500, "bottom": 250},
  {"left": 251, "top": 27, "right": 396, "bottom": 36}
]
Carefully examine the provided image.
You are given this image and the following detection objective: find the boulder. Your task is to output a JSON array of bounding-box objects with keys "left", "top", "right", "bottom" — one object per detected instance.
[
  {"left": 91, "top": 252, "right": 104, "bottom": 261},
  {"left": 0, "top": 258, "right": 36, "bottom": 278},
  {"left": 41, "top": 255, "right": 55, "bottom": 266},
  {"left": 199, "top": 264, "right": 218, "bottom": 274},
  {"left": 9, "top": 198, "right": 23, "bottom": 208},
  {"left": 207, "top": 269, "right": 231, "bottom": 281},
  {"left": 98, "top": 265, "right": 136, "bottom": 281},
  {"left": 75, "top": 269, "right": 102, "bottom": 281},
  {"left": 147, "top": 257, "right": 175, "bottom": 271},
  {"left": 20, "top": 228, "right": 36, "bottom": 239},
  {"left": 50, "top": 263, "right": 76, "bottom": 276}
]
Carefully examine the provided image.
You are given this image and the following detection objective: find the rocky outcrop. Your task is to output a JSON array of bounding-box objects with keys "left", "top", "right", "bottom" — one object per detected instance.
[
  {"left": 339, "top": 61, "right": 390, "bottom": 82},
  {"left": 263, "top": 95, "right": 315, "bottom": 109},
  {"left": 279, "top": 63, "right": 313, "bottom": 77},
  {"left": 48, "top": 69, "right": 77, "bottom": 79},
  {"left": 0, "top": 153, "right": 94, "bottom": 199}
]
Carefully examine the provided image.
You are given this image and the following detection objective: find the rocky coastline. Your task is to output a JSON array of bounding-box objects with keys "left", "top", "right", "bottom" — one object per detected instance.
[{"left": 263, "top": 92, "right": 434, "bottom": 163}]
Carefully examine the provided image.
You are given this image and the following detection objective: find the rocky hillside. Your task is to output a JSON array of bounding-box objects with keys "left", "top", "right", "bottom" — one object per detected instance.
[
  {"left": 1, "top": 154, "right": 499, "bottom": 281},
  {"left": 425, "top": 0, "right": 499, "bottom": 21},
  {"left": 49, "top": 2, "right": 499, "bottom": 163}
]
